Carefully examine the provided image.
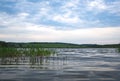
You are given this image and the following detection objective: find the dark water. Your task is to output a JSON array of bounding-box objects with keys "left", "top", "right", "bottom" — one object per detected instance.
[{"left": 0, "top": 48, "right": 120, "bottom": 81}]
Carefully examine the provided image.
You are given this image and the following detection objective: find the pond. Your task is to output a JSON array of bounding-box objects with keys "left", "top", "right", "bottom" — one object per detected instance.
[{"left": 0, "top": 48, "right": 120, "bottom": 81}]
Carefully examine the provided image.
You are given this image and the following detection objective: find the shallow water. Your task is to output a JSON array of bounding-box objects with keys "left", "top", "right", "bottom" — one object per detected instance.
[{"left": 0, "top": 48, "right": 120, "bottom": 81}]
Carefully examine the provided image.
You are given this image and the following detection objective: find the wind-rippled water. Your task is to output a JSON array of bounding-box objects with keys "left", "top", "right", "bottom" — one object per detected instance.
[{"left": 0, "top": 48, "right": 120, "bottom": 81}]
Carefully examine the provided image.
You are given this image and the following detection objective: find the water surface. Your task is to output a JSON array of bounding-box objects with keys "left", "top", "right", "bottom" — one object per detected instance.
[{"left": 0, "top": 48, "right": 120, "bottom": 81}]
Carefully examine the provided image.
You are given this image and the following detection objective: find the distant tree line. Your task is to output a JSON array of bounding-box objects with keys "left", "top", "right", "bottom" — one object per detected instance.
[
  {"left": 0, "top": 41, "right": 8, "bottom": 47},
  {"left": 0, "top": 41, "right": 120, "bottom": 48}
]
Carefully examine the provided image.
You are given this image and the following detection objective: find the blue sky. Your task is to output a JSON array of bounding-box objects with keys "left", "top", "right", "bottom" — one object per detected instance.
[{"left": 0, "top": 0, "right": 120, "bottom": 44}]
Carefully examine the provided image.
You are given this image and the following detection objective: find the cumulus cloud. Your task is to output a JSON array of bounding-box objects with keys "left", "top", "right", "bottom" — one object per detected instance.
[
  {"left": 87, "top": 0, "right": 107, "bottom": 11},
  {"left": 0, "top": 19, "right": 120, "bottom": 44},
  {"left": 87, "top": 0, "right": 120, "bottom": 15},
  {"left": 1, "top": 0, "right": 119, "bottom": 27},
  {"left": 53, "top": 14, "right": 80, "bottom": 24},
  {"left": 0, "top": 0, "right": 120, "bottom": 44},
  {"left": 107, "top": 1, "right": 120, "bottom": 15}
]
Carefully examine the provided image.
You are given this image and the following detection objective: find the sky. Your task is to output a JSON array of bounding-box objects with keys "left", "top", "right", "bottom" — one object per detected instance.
[{"left": 0, "top": 0, "right": 120, "bottom": 44}]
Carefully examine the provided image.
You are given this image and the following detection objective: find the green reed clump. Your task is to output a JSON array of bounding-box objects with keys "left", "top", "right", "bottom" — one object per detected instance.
[
  {"left": 0, "top": 47, "right": 54, "bottom": 57},
  {"left": 25, "top": 48, "right": 55, "bottom": 57},
  {"left": 118, "top": 48, "right": 120, "bottom": 52},
  {"left": 0, "top": 47, "right": 20, "bottom": 57}
]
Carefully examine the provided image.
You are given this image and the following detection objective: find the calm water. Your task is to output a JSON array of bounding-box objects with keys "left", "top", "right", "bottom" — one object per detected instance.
[{"left": 0, "top": 48, "right": 120, "bottom": 81}]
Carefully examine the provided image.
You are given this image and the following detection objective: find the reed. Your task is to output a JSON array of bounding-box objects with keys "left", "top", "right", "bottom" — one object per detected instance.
[
  {"left": 118, "top": 48, "right": 120, "bottom": 52},
  {"left": 0, "top": 47, "right": 54, "bottom": 57},
  {"left": 0, "top": 47, "right": 20, "bottom": 57}
]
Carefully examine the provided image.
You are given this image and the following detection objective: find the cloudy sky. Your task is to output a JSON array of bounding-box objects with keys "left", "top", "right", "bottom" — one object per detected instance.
[{"left": 0, "top": 0, "right": 120, "bottom": 44}]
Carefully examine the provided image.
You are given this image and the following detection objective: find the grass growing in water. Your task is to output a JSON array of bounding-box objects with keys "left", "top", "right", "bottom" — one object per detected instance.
[
  {"left": 24, "top": 48, "right": 55, "bottom": 57},
  {"left": 118, "top": 48, "right": 120, "bottom": 52},
  {"left": 0, "top": 47, "right": 54, "bottom": 57},
  {"left": 0, "top": 47, "right": 19, "bottom": 57}
]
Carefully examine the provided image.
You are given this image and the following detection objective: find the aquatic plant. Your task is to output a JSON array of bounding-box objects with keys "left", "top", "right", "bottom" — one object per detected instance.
[
  {"left": 0, "top": 47, "right": 20, "bottom": 57},
  {"left": 0, "top": 47, "right": 54, "bottom": 57},
  {"left": 118, "top": 48, "right": 120, "bottom": 52},
  {"left": 25, "top": 48, "right": 55, "bottom": 57}
]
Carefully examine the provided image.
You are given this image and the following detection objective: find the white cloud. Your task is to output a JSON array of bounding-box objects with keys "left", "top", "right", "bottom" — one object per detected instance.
[
  {"left": 87, "top": 0, "right": 120, "bottom": 15},
  {"left": 51, "top": 0, "right": 83, "bottom": 24},
  {"left": 53, "top": 14, "right": 80, "bottom": 24},
  {"left": 62, "top": 0, "right": 79, "bottom": 9},
  {"left": 0, "top": 11, "right": 120, "bottom": 44},
  {"left": 0, "top": 0, "right": 120, "bottom": 44},
  {"left": 14, "top": 0, "right": 51, "bottom": 20},
  {"left": 0, "top": 20, "right": 120, "bottom": 44},
  {"left": 107, "top": 1, "right": 120, "bottom": 15},
  {"left": 87, "top": 0, "right": 107, "bottom": 11},
  {"left": 0, "top": 12, "right": 29, "bottom": 27},
  {"left": 17, "top": 12, "right": 29, "bottom": 18}
]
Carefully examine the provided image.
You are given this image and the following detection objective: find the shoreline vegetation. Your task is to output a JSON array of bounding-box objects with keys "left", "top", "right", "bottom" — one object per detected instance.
[
  {"left": 0, "top": 41, "right": 56, "bottom": 57},
  {"left": 0, "top": 41, "right": 120, "bottom": 48},
  {"left": 0, "top": 41, "right": 120, "bottom": 57},
  {"left": 118, "top": 48, "right": 120, "bottom": 52},
  {"left": 0, "top": 47, "right": 54, "bottom": 57}
]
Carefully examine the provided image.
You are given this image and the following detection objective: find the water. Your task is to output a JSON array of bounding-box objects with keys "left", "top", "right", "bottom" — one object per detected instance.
[{"left": 0, "top": 48, "right": 120, "bottom": 81}]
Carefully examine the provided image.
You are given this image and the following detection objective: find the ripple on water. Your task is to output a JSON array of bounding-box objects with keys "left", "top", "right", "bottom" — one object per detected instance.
[{"left": 0, "top": 48, "right": 120, "bottom": 81}]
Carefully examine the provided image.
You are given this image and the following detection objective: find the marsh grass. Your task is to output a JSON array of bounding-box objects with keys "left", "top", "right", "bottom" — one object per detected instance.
[
  {"left": 0, "top": 47, "right": 54, "bottom": 57},
  {"left": 24, "top": 48, "right": 55, "bottom": 57},
  {"left": 0, "top": 47, "right": 19, "bottom": 57},
  {"left": 118, "top": 48, "right": 120, "bottom": 52}
]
